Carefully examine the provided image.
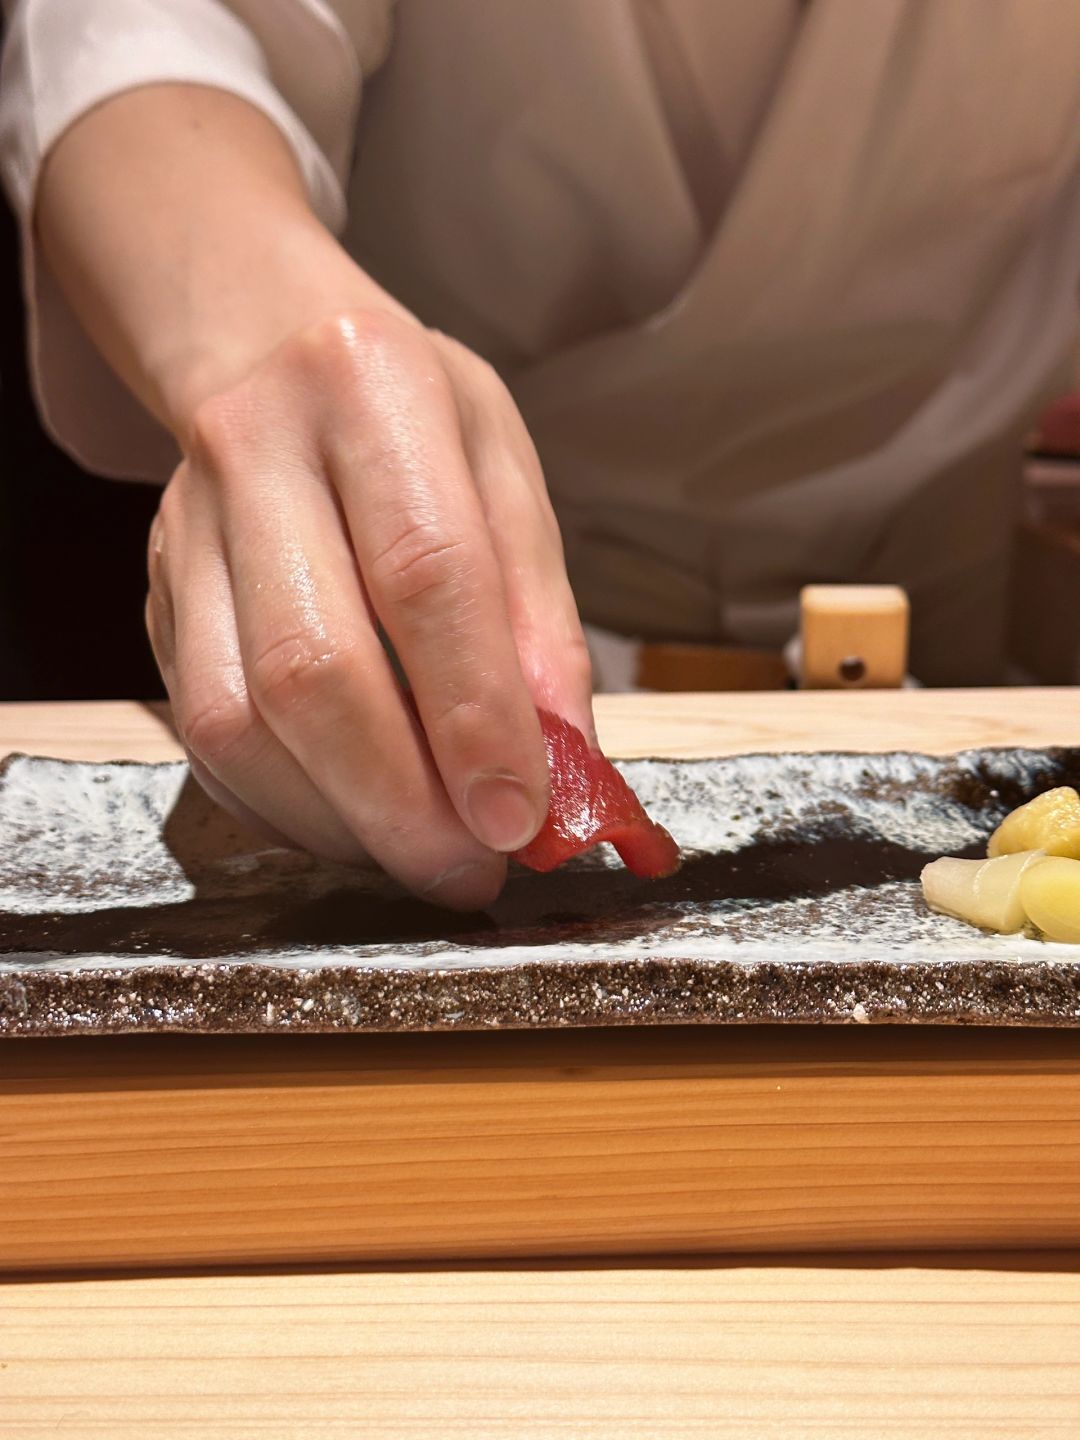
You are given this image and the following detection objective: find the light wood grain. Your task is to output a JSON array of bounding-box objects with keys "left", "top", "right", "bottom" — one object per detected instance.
[
  {"left": 4, "top": 1027, "right": 1080, "bottom": 1269},
  {"left": 594, "top": 688, "right": 1080, "bottom": 758},
  {"left": 1, "top": 701, "right": 179, "bottom": 761},
  {"left": 2, "top": 689, "right": 1078, "bottom": 763},
  {"left": 3, "top": 1257, "right": 1079, "bottom": 1439}
]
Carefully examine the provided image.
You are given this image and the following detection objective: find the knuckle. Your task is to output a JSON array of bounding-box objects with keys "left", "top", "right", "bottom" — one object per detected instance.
[
  {"left": 348, "top": 305, "right": 417, "bottom": 356},
  {"left": 157, "top": 461, "right": 191, "bottom": 518},
  {"left": 297, "top": 307, "right": 420, "bottom": 389},
  {"left": 179, "top": 692, "right": 253, "bottom": 769},
  {"left": 146, "top": 511, "right": 167, "bottom": 581},
  {"left": 563, "top": 632, "right": 594, "bottom": 694},
  {"left": 426, "top": 690, "right": 542, "bottom": 788},
  {"left": 187, "top": 389, "right": 247, "bottom": 475},
  {"left": 249, "top": 632, "right": 357, "bottom": 718},
  {"left": 427, "top": 692, "right": 490, "bottom": 746},
  {"left": 144, "top": 592, "right": 159, "bottom": 651},
  {"left": 368, "top": 527, "right": 471, "bottom": 612},
  {"left": 460, "top": 350, "right": 506, "bottom": 401},
  {"left": 144, "top": 588, "right": 173, "bottom": 670},
  {"left": 434, "top": 334, "right": 508, "bottom": 412}
]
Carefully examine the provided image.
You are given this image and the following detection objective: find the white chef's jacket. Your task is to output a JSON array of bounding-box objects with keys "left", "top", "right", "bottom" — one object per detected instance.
[{"left": 3, "top": 0, "right": 1080, "bottom": 683}]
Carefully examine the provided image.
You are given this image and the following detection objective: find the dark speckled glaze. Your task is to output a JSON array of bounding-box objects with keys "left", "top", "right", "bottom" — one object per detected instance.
[{"left": 2, "top": 747, "right": 1079, "bottom": 1036}]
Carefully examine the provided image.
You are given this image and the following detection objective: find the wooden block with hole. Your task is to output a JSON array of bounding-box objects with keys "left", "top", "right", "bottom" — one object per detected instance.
[{"left": 799, "top": 585, "right": 909, "bottom": 690}]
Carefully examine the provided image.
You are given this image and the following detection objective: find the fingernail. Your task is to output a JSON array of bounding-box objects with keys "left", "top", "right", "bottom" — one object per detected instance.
[
  {"left": 464, "top": 770, "right": 543, "bottom": 851},
  {"left": 422, "top": 860, "right": 502, "bottom": 911}
]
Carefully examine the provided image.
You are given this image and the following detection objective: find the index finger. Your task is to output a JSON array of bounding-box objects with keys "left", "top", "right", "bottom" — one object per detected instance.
[{"left": 325, "top": 315, "right": 550, "bottom": 855}]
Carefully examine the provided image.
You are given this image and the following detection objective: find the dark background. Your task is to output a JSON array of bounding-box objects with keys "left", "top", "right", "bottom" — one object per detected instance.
[{"left": 0, "top": 190, "right": 164, "bottom": 700}]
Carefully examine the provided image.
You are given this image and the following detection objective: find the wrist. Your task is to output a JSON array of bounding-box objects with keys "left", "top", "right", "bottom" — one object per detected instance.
[
  {"left": 37, "top": 82, "right": 410, "bottom": 445},
  {"left": 153, "top": 223, "right": 393, "bottom": 441}
]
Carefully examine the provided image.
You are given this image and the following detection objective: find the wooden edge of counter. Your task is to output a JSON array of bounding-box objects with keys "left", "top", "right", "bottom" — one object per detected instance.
[
  {"left": 0, "top": 689, "right": 1078, "bottom": 763},
  {"left": 3, "top": 1025, "right": 1079, "bottom": 1270}
]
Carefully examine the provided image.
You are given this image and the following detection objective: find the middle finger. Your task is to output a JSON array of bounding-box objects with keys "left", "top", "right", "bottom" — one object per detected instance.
[{"left": 218, "top": 447, "right": 507, "bottom": 909}]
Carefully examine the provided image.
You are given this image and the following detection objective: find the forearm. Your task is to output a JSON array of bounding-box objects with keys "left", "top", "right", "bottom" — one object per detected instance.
[{"left": 35, "top": 83, "right": 403, "bottom": 439}]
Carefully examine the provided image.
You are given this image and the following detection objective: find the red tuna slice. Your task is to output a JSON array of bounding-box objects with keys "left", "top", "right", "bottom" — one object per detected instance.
[{"left": 512, "top": 710, "right": 681, "bottom": 878}]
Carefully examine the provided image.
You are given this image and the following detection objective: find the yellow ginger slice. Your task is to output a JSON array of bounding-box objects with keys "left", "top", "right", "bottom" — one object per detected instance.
[
  {"left": 1018, "top": 856, "right": 1080, "bottom": 943},
  {"left": 921, "top": 849, "right": 1044, "bottom": 934},
  {"left": 987, "top": 786, "right": 1080, "bottom": 859}
]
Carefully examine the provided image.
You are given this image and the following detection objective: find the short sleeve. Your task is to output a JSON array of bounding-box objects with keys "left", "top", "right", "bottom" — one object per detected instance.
[{"left": 0, "top": 0, "right": 389, "bottom": 480}]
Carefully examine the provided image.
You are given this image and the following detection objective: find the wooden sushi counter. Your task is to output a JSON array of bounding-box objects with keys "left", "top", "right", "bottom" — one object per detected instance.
[{"left": 1, "top": 694, "right": 1079, "bottom": 1438}]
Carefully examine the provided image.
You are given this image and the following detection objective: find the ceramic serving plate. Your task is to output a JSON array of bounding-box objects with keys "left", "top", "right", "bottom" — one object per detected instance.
[{"left": 1, "top": 747, "right": 1079, "bottom": 1035}]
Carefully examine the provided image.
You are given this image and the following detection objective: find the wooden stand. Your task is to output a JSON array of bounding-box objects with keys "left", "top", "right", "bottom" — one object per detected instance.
[{"left": 800, "top": 585, "right": 910, "bottom": 689}]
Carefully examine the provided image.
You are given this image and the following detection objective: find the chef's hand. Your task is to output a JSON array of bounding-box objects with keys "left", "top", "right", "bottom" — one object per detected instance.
[
  {"left": 36, "top": 85, "right": 593, "bottom": 908},
  {"left": 147, "top": 309, "right": 593, "bottom": 909}
]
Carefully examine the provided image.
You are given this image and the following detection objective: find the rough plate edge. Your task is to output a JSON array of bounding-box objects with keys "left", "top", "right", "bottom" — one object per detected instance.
[
  {"left": 4, "top": 951, "right": 1080, "bottom": 1037},
  {"left": 4, "top": 745, "right": 1080, "bottom": 1037}
]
